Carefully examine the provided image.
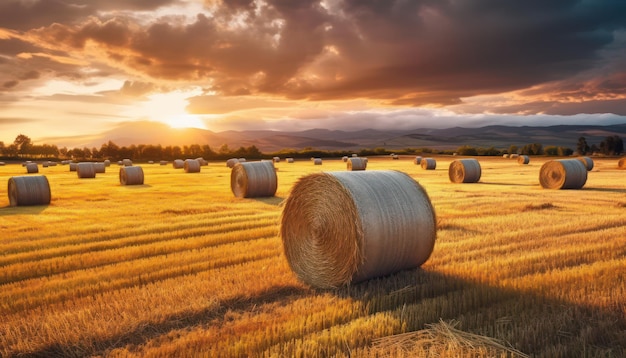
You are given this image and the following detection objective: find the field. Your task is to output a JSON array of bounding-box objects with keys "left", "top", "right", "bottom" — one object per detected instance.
[{"left": 1, "top": 156, "right": 625, "bottom": 357}]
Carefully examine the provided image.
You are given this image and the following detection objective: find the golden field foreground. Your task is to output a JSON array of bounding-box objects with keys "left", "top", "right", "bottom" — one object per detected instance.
[{"left": 0, "top": 156, "right": 625, "bottom": 357}]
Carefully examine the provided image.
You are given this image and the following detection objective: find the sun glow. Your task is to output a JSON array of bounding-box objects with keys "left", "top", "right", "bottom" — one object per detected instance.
[
  {"left": 125, "top": 89, "right": 207, "bottom": 130},
  {"left": 168, "top": 114, "right": 207, "bottom": 129}
]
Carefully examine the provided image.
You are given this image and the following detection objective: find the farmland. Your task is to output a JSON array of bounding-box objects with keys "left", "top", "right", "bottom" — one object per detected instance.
[{"left": 0, "top": 156, "right": 625, "bottom": 357}]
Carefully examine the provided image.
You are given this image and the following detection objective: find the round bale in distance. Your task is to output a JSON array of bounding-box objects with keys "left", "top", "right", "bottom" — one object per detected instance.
[
  {"left": 173, "top": 159, "right": 184, "bottom": 169},
  {"left": 226, "top": 158, "right": 239, "bottom": 168},
  {"left": 539, "top": 159, "right": 587, "bottom": 189},
  {"left": 77, "top": 162, "right": 96, "bottom": 178},
  {"left": 119, "top": 166, "right": 144, "bottom": 185},
  {"left": 347, "top": 157, "right": 367, "bottom": 171},
  {"left": 231, "top": 161, "right": 277, "bottom": 198},
  {"left": 449, "top": 158, "right": 481, "bottom": 183},
  {"left": 122, "top": 159, "right": 133, "bottom": 166},
  {"left": 414, "top": 156, "right": 422, "bottom": 165},
  {"left": 421, "top": 158, "right": 436, "bottom": 170},
  {"left": 69, "top": 163, "right": 77, "bottom": 172},
  {"left": 518, "top": 155, "right": 530, "bottom": 165},
  {"left": 313, "top": 158, "right": 322, "bottom": 165},
  {"left": 93, "top": 162, "right": 106, "bottom": 173},
  {"left": 577, "top": 156, "right": 594, "bottom": 171},
  {"left": 617, "top": 157, "right": 626, "bottom": 169},
  {"left": 281, "top": 170, "right": 436, "bottom": 288},
  {"left": 184, "top": 159, "right": 201, "bottom": 173},
  {"left": 25, "top": 163, "right": 39, "bottom": 174},
  {"left": 286, "top": 157, "right": 294, "bottom": 163},
  {"left": 8, "top": 175, "right": 51, "bottom": 206},
  {"left": 342, "top": 156, "right": 349, "bottom": 162}
]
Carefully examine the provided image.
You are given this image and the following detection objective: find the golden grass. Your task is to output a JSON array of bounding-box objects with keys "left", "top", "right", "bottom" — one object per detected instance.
[{"left": 0, "top": 156, "right": 624, "bottom": 357}]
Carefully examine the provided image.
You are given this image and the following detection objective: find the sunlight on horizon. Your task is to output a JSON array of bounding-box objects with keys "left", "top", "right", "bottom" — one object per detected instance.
[{"left": 124, "top": 89, "right": 208, "bottom": 130}]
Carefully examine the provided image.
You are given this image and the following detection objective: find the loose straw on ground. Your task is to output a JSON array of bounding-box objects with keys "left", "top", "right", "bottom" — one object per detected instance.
[
  {"left": 119, "top": 166, "right": 144, "bottom": 185},
  {"left": 8, "top": 175, "right": 51, "bottom": 206},
  {"left": 280, "top": 170, "right": 436, "bottom": 288},
  {"left": 539, "top": 159, "right": 587, "bottom": 189},
  {"left": 231, "top": 161, "right": 277, "bottom": 198},
  {"left": 347, "top": 157, "right": 367, "bottom": 171},
  {"left": 448, "top": 158, "right": 481, "bottom": 183}
]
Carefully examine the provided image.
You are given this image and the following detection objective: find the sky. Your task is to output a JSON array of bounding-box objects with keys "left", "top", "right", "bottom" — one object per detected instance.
[{"left": 1, "top": 0, "right": 626, "bottom": 146}]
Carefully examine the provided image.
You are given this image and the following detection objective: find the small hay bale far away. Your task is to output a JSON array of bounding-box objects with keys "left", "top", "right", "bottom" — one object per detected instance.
[
  {"left": 286, "top": 157, "right": 294, "bottom": 163},
  {"left": 69, "top": 163, "right": 77, "bottom": 172},
  {"left": 25, "top": 163, "right": 39, "bottom": 174},
  {"left": 226, "top": 158, "right": 239, "bottom": 168},
  {"left": 414, "top": 156, "right": 422, "bottom": 165},
  {"left": 421, "top": 158, "right": 436, "bottom": 170},
  {"left": 122, "top": 159, "right": 133, "bottom": 166},
  {"left": 539, "top": 159, "right": 587, "bottom": 189},
  {"left": 196, "top": 157, "right": 208, "bottom": 166},
  {"left": 518, "top": 155, "right": 530, "bottom": 165},
  {"left": 119, "top": 166, "right": 144, "bottom": 185},
  {"left": 184, "top": 159, "right": 201, "bottom": 173},
  {"left": 160, "top": 160, "right": 168, "bottom": 166},
  {"left": 230, "top": 161, "right": 277, "bottom": 198},
  {"left": 448, "top": 158, "right": 482, "bottom": 183},
  {"left": 510, "top": 154, "right": 519, "bottom": 159},
  {"left": 617, "top": 157, "right": 626, "bottom": 169},
  {"left": 280, "top": 170, "right": 437, "bottom": 288},
  {"left": 8, "top": 175, "right": 51, "bottom": 207},
  {"left": 0, "top": 162, "right": 5, "bottom": 166},
  {"left": 342, "top": 156, "right": 349, "bottom": 162},
  {"left": 172, "top": 159, "right": 184, "bottom": 169},
  {"left": 577, "top": 156, "right": 594, "bottom": 171},
  {"left": 503, "top": 154, "right": 510, "bottom": 158},
  {"left": 77, "top": 162, "right": 96, "bottom": 179},
  {"left": 93, "top": 162, "right": 106, "bottom": 174},
  {"left": 104, "top": 160, "right": 111, "bottom": 167},
  {"left": 238, "top": 158, "right": 246, "bottom": 162},
  {"left": 313, "top": 158, "right": 323, "bottom": 165},
  {"left": 273, "top": 156, "right": 280, "bottom": 163},
  {"left": 347, "top": 157, "right": 367, "bottom": 171}
]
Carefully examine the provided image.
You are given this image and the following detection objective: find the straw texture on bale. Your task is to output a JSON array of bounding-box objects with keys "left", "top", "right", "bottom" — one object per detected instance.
[
  {"left": 77, "top": 162, "right": 96, "bottom": 178},
  {"left": 577, "top": 156, "right": 594, "bottom": 171},
  {"left": 414, "top": 156, "right": 422, "bottom": 165},
  {"left": 231, "top": 161, "right": 277, "bottom": 198},
  {"left": 518, "top": 155, "right": 530, "bottom": 165},
  {"left": 119, "top": 166, "right": 144, "bottom": 185},
  {"left": 226, "top": 158, "right": 239, "bottom": 168},
  {"left": 122, "top": 159, "right": 133, "bottom": 166},
  {"left": 281, "top": 170, "right": 437, "bottom": 288},
  {"left": 184, "top": 159, "right": 201, "bottom": 173},
  {"left": 173, "top": 159, "right": 184, "bottom": 169},
  {"left": 347, "top": 157, "right": 367, "bottom": 171},
  {"left": 69, "top": 163, "right": 77, "bottom": 172},
  {"left": 93, "top": 162, "right": 106, "bottom": 173},
  {"left": 448, "top": 159, "right": 482, "bottom": 183},
  {"left": 421, "top": 158, "right": 436, "bottom": 170},
  {"left": 8, "top": 175, "right": 51, "bottom": 207},
  {"left": 313, "top": 158, "right": 322, "bottom": 165},
  {"left": 619, "top": 157, "right": 626, "bottom": 169},
  {"left": 25, "top": 163, "right": 38, "bottom": 174},
  {"left": 539, "top": 159, "right": 587, "bottom": 189}
]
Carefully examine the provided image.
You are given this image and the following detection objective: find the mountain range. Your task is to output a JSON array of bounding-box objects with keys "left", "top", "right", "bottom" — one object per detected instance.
[{"left": 42, "top": 121, "right": 626, "bottom": 152}]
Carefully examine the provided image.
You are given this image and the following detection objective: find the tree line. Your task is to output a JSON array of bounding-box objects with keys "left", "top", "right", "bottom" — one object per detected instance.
[{"left": 0, "top": 134, "right": 623, "bottom": 161}]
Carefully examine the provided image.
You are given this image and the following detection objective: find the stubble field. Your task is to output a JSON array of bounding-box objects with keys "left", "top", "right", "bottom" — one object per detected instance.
[{"left": 0, "top": 156, "right": 625, "bottom": 357}]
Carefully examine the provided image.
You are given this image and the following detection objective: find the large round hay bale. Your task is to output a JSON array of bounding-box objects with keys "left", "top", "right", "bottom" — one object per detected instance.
[
  {"left": 281, "top": 170, "right": 436, "bottom": 288},
  {"left": 617, "top": 157, "right": 626, "bottom": 169},
  {"left": 25, "top": 163, "right": 38, "bottom": 174},
  {"left": 77, "top": 162, "right": 96, "bottom": 178},
  {"left": 122, "top": 159, "right": 133, "bottom": 166},
  {"left": 313, "top": 158, "right": 322, "bottom": 165},
  {"left": 119, "top": 166, "right": 144, "bottom": 185},
  {"left": 448, "top": 158, "right": 481, "bottom": 183},
  {"left": 226, "top": 158, "right": 239, "bottom": 168},
  {"left": 347, "top": 157, "right": 367, "bottom": 171},
  {"left": 414, "top": 156, "right": 422, "bottom": 165},
  {"left": 231, "top": 161, "right": 277, "bottom": 198},
  {"left": 539, "top": 159, "right": 587, "bottom": 189},
  {"left": 69, "top": 163, "right": 77, "bottom": 172},
  {"left": 173, "top": 159, "right": 184, "bottom": 169},
  {"left": 518, "top": 155, "right": 530, "bottom": 165},
  {"left": 577, "top": 156, "right": 594, "bottom": 171},
  {"left": 184, "top": 159, "right": 201, "bottom": 173},
  {"left": 7, "top": 175, "right": 51, "bottom": 206},
  {"left": 93, "top": 162, "right": 106, "bottom": 173},
  {"left": 421, "top": 158, "right": 436, "bottom": 170}
]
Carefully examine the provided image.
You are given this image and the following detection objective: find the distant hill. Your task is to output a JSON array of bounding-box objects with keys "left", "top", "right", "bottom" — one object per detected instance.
[{"left": 41, "top": 121, "right": 626, "bottom": 152}]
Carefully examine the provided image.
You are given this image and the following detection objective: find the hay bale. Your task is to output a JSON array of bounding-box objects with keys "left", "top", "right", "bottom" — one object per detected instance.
[
  {"left": 577, "top": 156, "right": 594, "bottom": 171},
  {"left": 231, "top": 161, "right": 277, "bottom": 198},
  {"left": 617, "top": 157, "right": 626, "bottom": 169},
  {"left": 342, "top": 156, "right": 349, "bottom": 162},
  {"left": 25, "top": 163, "right": 39, "bottom": 174},
  {"left": 313, "top": 158, "right": 323, "bottom": 165},
  {"left": 117, "top": 161, "right": 123, "bottom": 166},
  {"left": 160, "top": 160, "right": 168, "bottom": 166},
  {"left": 391, "top": 154, "right": 399, "bottom": 160},
  {"left": 281, "top": 170, "right": 437, "bottom": 288},
  {"left": 414, "top": 156, "right": 422, "bottom": 165},
  {"left": 539, "top": 159, "right": 587, "bottom": 189},
  {"left": 148, "top": 160, "right": 154, "bottom": 164},
  {"left": 69, "top": 163, "right": 77, "bottom": 172},
  {"left": 238, "top": 158, "right": 246, "bottom": 162},
  {"left": 122, "top": 159, "right": 133, "bottom": 166},
  {"left": 347, "top": 157, "right": 367, "bottom": 171},
  {"left": 173, "top": 159, "right": 184, "bottom": 169},
  {"left": 93, "top": 162, "right": 106, "bottom": 173},
  {"left": 77, "top": 162, "right": 96, "bottom": 178},
  {"left": 196, "top": 157, "right": 208, "bottom": 166},
  {"left": 510, "top": 154, "right": 519, "bottom": 159},
  {"left": 7, "top": 175, "right": 51, "bottom": 206},
  {"left": 0, "top": 162, "right": 5, "bottom": 166},
  {"left": 226, "top": 158, "right": 239, "bottom": 168},
  {"left": 286, "top": 157, "right": 294, "bottom": 163},
  {"left": 448, "top": 159, "right": 481, "bottom": 183},
  {"left": 518, "top": 155, "right": 530, "bottom": 165},
  {"left": 273, "top": 156, "right": 280, "bottom": 163},
  {"left": 42, "top": 162, "right": 49, "bottom": 168},
  {"left": 352, "top": 153, "right": 358, "bottom": 157},
  {"left": 119, "top": 166, "right": 144, "bottom": 185},
  {"left": 503, "top": 154, "right": 509, "bottom": 158},
  {"left": 184, "top": 159, "right": 201, "bottom": 173},
  {"left": 104, "top": 160, "right": 111, "bottom": 167},
  {"left": 421, "top": 158, "right": 436, "bottom": 170}
]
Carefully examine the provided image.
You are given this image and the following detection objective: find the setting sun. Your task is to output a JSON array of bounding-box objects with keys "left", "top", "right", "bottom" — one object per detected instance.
[
  {"left": 167, "top": 114, "right": 207, "bottom": 129},
  {"left": 123, "top": 89, "right": 207, "bottom": 130}
]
